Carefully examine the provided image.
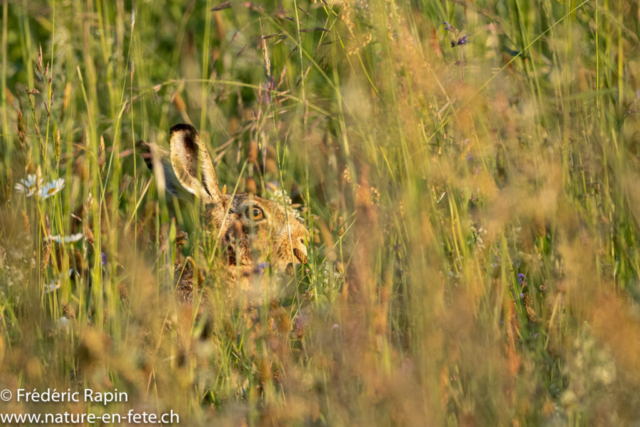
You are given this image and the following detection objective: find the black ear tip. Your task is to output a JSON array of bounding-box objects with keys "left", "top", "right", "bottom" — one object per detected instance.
[{"left": 170, "top": 123, "right": 198, "bottom": 138}]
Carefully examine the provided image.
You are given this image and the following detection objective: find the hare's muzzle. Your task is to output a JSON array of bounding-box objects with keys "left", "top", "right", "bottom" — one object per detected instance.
[{"left": 293, "top": 247, "right": 308, "bottom": 265}]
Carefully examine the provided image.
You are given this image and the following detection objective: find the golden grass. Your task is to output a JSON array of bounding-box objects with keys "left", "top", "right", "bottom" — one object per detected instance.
[{"left": 2, "top": 0, "right": 640, "bottom": 425}]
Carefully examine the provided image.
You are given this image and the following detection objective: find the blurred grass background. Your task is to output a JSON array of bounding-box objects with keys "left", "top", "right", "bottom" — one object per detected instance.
[{"left": 2, "top": 0, "right": 640, "bottom": 425}]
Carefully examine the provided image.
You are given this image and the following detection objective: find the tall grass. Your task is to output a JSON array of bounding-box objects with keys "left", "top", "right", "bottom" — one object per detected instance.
[{"left": 2, "top": 0, "right": 640, "bottom": 425}]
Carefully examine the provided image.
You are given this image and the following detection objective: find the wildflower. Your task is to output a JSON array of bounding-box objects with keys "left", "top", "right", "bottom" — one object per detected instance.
[
  {"left": 457, "top": 34, "right": 471, "bottom": 45},
  {"left": 469, "top": 223, "right": 487, "bottom": 250},
  {"left": 254, "top": 262, "right": 269, "bottom": 274},
  {"left": 443, "top": 22, "right": 455, "bottom": 32},
  {"left": 518, "top": 273, "right": 526, "bottom": 284},
  {"left": 268, "top": 189, "right": 302, "bottom": 220},
  {"left": 15, "top": 174, "right": 42, "bottom": 197},
  {"left": 271, "top": 189, "right": 292, "bottom": 206},
  {"left": 44, "top": 233, "right": 83, "bottom": 244},
  {"left": 319, "top": 262, "right": 343, "bottom": 287},
  {"left": 45, "top": 279, "right": 61, "bottom": 293},
  {"left": 45, "top": 267, "right": 78, "bottom": 293},
  {"left": 39, "top": 178, "right": 65, "bottom": 199},
  {"left": 451, "top": 34, "right": 471, "bottom": 47},
  {"left": 56, "top": 317, "right": 70, "bottom": 328},
  {"left": 101, "top": 252, "right": 107, "bottom": 266}
]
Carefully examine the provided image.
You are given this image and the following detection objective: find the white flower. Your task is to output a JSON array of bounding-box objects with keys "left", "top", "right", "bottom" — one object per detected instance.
[
  {"left": 56, "top": 317, "right": 70, "bottom": 328},
  {"left": 269, "top": 189, "right": 303, "bottom": 220},
  {"left": 44, "top": 233, "right": 83, "bottom": 244},
  {"left": 39, "top": 178, "right": 65, "bottom": 199},
  {"left": 45, "top": 279, "right": 61, "bottom": 293},
  {"left": 14, "top": 174, "right": 42, "bottom": 197},
  {"left": 44, "top": 269, "right": 78, "bottom": 294},
  {"left": 320, "top": 262, "right": 342, "bottom": 287},
  {"left": 271, "top": 189, "right": 292, "bottom": 205}
]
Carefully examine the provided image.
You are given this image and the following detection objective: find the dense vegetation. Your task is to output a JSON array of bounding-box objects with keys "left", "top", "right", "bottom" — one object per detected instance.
[{"left": 2, "top": 0, "right": 640, "bottom": 425}]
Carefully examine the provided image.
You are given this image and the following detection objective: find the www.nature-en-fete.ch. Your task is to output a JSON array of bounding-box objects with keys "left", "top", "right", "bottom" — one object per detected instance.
[{"left": 0, "top": 388, "right": 179, "bottom": 424}]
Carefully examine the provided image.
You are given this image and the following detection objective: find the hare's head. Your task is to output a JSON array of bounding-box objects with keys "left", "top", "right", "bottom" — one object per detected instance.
[{"left": 138, "top": 124, "right": 308, "bottom": 275}]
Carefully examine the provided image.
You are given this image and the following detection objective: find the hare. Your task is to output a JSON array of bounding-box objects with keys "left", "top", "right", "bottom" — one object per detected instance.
[{"left": 136, "top": 124, "right": 309, "bottom": 287}]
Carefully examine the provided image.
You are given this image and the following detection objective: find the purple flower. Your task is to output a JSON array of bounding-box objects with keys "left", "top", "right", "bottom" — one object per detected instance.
[
  {"left": 255, "top": 262, "right": 269, "bottom": 274},
  {"left": 443, "top": 22, "right": 455, "bottom": 32},
  {"left": 451, "top": 34, "right": 471, "bottom": 47},
  {"left": 101, "top": 252, "right": 107, "bottom": 266},
  {"left": 518, "top": 273, "right": 525, "bottom": 284}
]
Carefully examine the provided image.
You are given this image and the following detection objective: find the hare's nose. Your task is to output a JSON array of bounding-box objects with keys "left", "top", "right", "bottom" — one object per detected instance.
[{"left": 293, "top": 248, "right": 308, "bottom": 264}]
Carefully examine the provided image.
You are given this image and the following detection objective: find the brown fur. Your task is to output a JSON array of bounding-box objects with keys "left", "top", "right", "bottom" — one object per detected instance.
[{"left": 137, "top": 124, "right": 308, "bottom": 282}]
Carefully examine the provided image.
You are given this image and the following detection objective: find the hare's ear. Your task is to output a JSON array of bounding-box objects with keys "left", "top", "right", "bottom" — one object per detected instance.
[
  {"left": 169, "top": 124, "right": 221, "bottom": 204},
  {"left": 136, "top": 140, "right": 195, "bottom": 202}
]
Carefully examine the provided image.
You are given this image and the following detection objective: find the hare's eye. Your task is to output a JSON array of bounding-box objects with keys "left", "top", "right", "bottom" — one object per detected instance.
[{"left": 250, "top": 207, "right": 264, "bottom": 221}]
